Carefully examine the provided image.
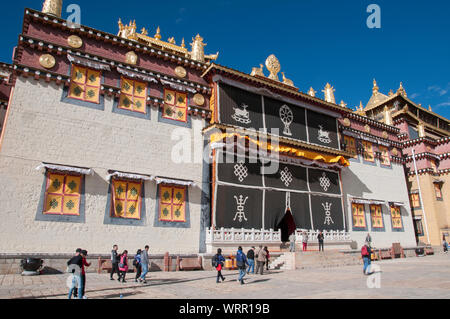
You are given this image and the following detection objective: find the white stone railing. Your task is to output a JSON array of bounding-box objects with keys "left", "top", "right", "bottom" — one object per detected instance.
[
  {"left": 206, "top": 228, "right": 282, "bottom": 243},
  {"left": 295, "top": 229, "right": 351, "bottom": 242}
]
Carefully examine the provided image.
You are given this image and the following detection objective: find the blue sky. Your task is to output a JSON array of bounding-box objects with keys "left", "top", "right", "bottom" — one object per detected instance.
[{"left": 2, "top": 0, "right": 450, "bottom": 119}]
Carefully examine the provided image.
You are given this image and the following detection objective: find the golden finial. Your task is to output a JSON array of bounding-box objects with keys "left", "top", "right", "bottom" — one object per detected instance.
[
  {"left": 141, "top": 27, "right": 148, "bottom": 36},
  {"left": 281, "top": 72, "right": 294, "bottom": 87},
  {"left": 168, "top": 37, "right": 176, "bottom": 44},
  {"left": 251, "top": 64, "right": 264, "bottom": 77},
  {"left": 154, "top": 26, "right": 161, "bottom": 40},
  {"left": 322, "top": 83, "right": 336, "bottom": 104},
  {"left": 428, "top": 105, "right": 432, "bottom": 112},
  {"left": 388, "top": 89, "right": 394, "bottom": 96},
  {"left": 181, "top": 38, "right": 186, "bottom": 48},
  {"left": 190, "top": 34, "right": 206, "bottom": 62},
  {"left": 308, "top": 87, "right": 317, "bottom": 97},
  {"left": 42, "top": 0, "right": 63, "bottom": 17},
  {"left": 340, "top": 100, "right": 347, "bottom": 108},
  {"left": 372, "top": 78, "right": 379, "bottom": 95},
  {"left": 265, "top": 54, "right": 281, "bottom": 81},
  {"left": 397, "top": 82, "right": 407, "bottom": 97},
  {"left": 359, "top": 101, "right": 364, "bottom": 111}
]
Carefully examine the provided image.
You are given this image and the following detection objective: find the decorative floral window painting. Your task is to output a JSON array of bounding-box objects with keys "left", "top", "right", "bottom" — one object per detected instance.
[
  {"left": 43, "top": 173, "right": 81, "bottom": 216},
  {"left": 352, "top": 203, "right": 366, "bottom": 228},
  {"left": 162, "top": 89, "right": 188, "bottom": 122},
  {"left": 159, "top": 185, "right": 186, "bottom": 222},
  {"left": 391, "top": 206, "right": 403, "bottom": 229},
  {"left": 410, "top": 193, "right": 420, "bottom": 208},
  {"left": 370, "top": 204, "right": 384, "bottom": 229},
  {"left": 111, "top": 180, "right": 142, "bottom": 219},
  {"left": 118, "top": 77, "right": 147, "bottom": 114},
  {"left": 68, "top": 65, "right": 101, "bottom": 103},
  {"left": 343, "top": 135, "right": 357, "bottom": 158},
  {"left": 379, "top": 146, "right": 391, "bottom": 166},
  {"left": 362, "top": 141, "right": 374, "bottom": 162}
]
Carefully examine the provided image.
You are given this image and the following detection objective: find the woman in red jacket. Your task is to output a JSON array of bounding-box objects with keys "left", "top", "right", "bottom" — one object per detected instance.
[{"left": 118, "top": 250, "right": 129, "bottom": 283}]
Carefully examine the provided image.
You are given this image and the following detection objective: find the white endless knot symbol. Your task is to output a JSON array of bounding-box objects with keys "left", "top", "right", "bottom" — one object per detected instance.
[
  {"left": 233, "top": 195, "right": 248, "bottom": 222},
  {"left": 233, "top": 161, "right": 248, "bottom": 182},
  {"left": 322, "top": 202, "right": 334, "bottom": 225},
  {"left": 280, "top": 167, "right": 293, "bottom": 187},
  {"left": 319, "top": 172, "right": 331, "bottom": 192}
]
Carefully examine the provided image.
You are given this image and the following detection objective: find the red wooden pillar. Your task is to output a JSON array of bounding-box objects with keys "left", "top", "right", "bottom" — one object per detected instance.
[{"left": 164, "top": 252, "right": 170, "bottom": 272}]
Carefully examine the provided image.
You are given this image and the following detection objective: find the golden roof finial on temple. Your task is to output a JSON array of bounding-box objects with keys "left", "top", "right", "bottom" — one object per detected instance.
[
  {"left": 322, "top": 83, "right": 336, "bottom": 104},
  {"left": 281, "top": 72, "right": 295, "bottom": 87},
  {"left": 372, "top": 78, "right": 379, "bottom": 95},
  {"left": 250, "top": 64, "right": 264, "bottom": 77},
  {"left": 154, "top": 26, "right": 162, "bottom": 40},
  {"left": 397, "top": 82, "right": 407, "bottom": 97},
  {"left": 340, "top": 100, "right": 347, "bottom": 108},
  {"left": 168, "top": 37, "right": 176, "bottom": 44},
  {"left": 181, "top": 38, "right": 186, "bottom": 48},
  {"left": 42, "top": 0, "right": 63, "bottom": 18},
  {"left": 265, "top": 54, "right": 281, "bottom": 82},
  {"left": 308, "top": 87, "right": 317, "bottom": 97},
  {"left": 428, "top": 105, "right": 432, "bottom": 112}
]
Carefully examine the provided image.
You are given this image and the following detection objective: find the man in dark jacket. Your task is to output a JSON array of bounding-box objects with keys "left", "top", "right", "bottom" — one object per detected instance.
[
  {"left": 318, "top": 232, "right": 324, "bottom": 252},
  {"left": 246, "top": 247, "right": 255, "bottom": 274},
  {"left": 110, "top": 245, "right": 119, "bottom": 281},
  {"left": 236, "top": 246, "right": 249, "bottom": 285},
  {"left": 67, "top": 248, "right": 83, "bottom": 299}
]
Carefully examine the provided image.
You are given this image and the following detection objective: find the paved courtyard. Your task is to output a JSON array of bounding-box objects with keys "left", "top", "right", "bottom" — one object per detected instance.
[{"left": 0, "top": 254, "right": 449, "bottom": 299}]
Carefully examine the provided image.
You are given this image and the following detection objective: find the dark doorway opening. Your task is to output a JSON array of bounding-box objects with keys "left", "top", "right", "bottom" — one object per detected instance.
[{"left": 276, "top": 210, "right": 296, "bottom": 242}]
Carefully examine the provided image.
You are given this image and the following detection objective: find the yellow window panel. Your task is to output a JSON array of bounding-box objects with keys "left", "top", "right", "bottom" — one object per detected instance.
[
  {"left": 121, "top": 78, "right": 134, "bottom": 95},
  {"left": 113, "top": 199, "right": 126, "bottom": 217},
  {"left": 45, "top": 194, "right": 63, "bottom": 214},
  {"left": 172, "top": 205, "right": 186, "bottom": 222},
  {"left": 62, "top": 196, "right": 80, "bottom": 215},
  {"left": 163, "top": 104, "right": 177, "bottom": 120},
  {"left": 113, "top": 181, "right": 127, "bottom": 200},
  {"left": 173, "top": 188, "right": 185, "bottom": 205},
  {"left": 175, "top": 107, "right": 187, "bottom": 122},
  {"left": 134, "top": 81, "right": 147, "bottom": 97},
  {"left": 48, "top": 174, "right": 65, "bottom": 194},
  {"left": 160, "top": 187, "right": 173, "bottom": 204},
  {"left": 165, "top": 90, "right": 176, "bottom": 105},
  {"left": 133, "top": 97, "right": 146, "bottom": 113},
  {"left": 65, "top": 176, "right": 81, "bottom": 195},
  {"left": 86, "top": 69, "right": 100, "bottom": 87},
  {"left": 84, "top": 87, "right": 100, "bottom": 103},
  {"left": 72, "top": 66, "right": 86, "bottom": 84},
  {"left": 127, "top": 182, "right": 141, "bottom": 201},
  {"left": 118, "top": 94, "right": 133, "bottom": 109},
  {"left": 159, "top": 203, "right": 173, "bottom": 221},
  {"left": 69, "top": 83, "right": 86, "bottom": 100},
  {"left": 126, "top": 202, "right": 139, "bottom": 217},
  {"left": 176, "top": 93, "right": 187, "bottom": 107}
]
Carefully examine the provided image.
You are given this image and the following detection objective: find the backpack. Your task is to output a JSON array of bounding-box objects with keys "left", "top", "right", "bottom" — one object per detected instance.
[
  {"left": 212, "top": 254, "right": 218, "bottom": 267},
  {"left": 361, "top": 245, "right": 368, "bottom": 256}
]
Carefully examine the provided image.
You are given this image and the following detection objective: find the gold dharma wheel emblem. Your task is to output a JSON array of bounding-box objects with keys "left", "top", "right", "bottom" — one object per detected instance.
[
  {"left": 125, "top": 51, "right": 138, "bottom": 65},
  {"left": 39, "top": 54, "right": 56, "bottom": 69},
  {"left": 392, "top": 148, "right": 398, "bottom": 156},
  {"left": 67, "top": 35, "right": 83, "bottom": 48},
  {"left": 382, "top": 130, "right": 388, "bottom": 139},
  {"left": 175, "top": 66, "right": 187, "bottom": 78},
  {"left": 364, "top": 124, "right": 371, "bottom": 133},
  {"left": 265, "top": 54, "right": 281, "bottom": 81},
  {"left": 193, "top": 94, "right": 205, "bottom": 106},
  {"left": 342, "top": 118, "right": 351, "bottom": 127}
]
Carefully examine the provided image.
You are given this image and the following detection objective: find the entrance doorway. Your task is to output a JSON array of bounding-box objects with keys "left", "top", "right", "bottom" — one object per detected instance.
[{"left": 276, "top": 210, "right": 296, "bottom": 243}]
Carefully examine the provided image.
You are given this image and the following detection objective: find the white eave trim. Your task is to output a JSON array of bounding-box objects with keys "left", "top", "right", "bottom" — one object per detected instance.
[
  {"left": 154, "top": 177, "right": 197, "bottom": 187},
  {"left": 107, "top": 171, "right": 153, "bottom": 181},
  {"left": 36, "top": 163, "right": 94, "bottom": 175}
]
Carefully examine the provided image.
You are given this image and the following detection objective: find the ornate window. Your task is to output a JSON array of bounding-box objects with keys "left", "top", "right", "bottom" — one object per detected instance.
[
  {"left": 111, "top": 179, "right": 143, "bottom": 219},
  {"left": 434, "top": 183, "right": 443, "bottom": 200},
  {"left": 43, "top": 173, "right": 82, "bottom": 216},
  {"left": 68, "top": 65, "right": 101, "bottom": 103},
  {"left": 352, "top": 203, "right": 366, "bottom": 229},
  {"left": 118, "top": 77, "right": 147, "bottom": 114},
  {"left": 162, "top": 89, "right": 188, "bottom": 122},
  {"left": 410, "top": 193, "right": 420, "bottom": 208},
  {"left": 362, "top": 141, "right": 374, "bottom": 162},
  {"left": 390, "top": 206, "right": 403, "bottom": 229},
  {"left": 378, "top": 146, "right": 390, "bottom": 166},
  {"left": 414, "top": 219, "right": 424, "bottom": 236},
  {"left": 343, "top": 136, "right": 357, "bottom": 157},
  {"left": 370, "top": 205, "right": 384, "bottom": 229},
  {"left": 158, "top": 184, "right": 186, "bottom": 222}
]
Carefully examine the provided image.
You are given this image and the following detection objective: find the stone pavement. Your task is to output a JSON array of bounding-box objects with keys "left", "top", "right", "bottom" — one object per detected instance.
[{"left": 1, "top": 254, "right": 449, "bottom": 299}]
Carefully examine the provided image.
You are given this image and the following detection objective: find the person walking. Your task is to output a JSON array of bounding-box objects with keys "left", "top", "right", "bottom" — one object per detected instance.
[
  {"left": 302, "top": 231, "right": 308, "bottom": 251},
  {"left": 318, "top": 231, "right": 324, "bottom": 252},
  {"left": 236, "top": 246, "right": 249, "bottom": 285},
  {"left": 139, "top": 245, "right": 149, "bottom": 284},
  {"left": 80, "top": 250, "right": 91, "bottom": 299},
  {"left": 118, "top": 250, "right": 128, "bottom": 283},
  {"left": 67, "top": 248, "right": 83, "bottom": 299},
  {"left": 255, "top": 245, "right": 267, "bottom": 275},
  {"left": 246, "top": 247, "right": 255, "bottom": 274},
  {"left": 443, "top": 235, "right": 448, "bottom": 253},
  {"left": 213, "top": 248, "right": 226, "bottom": 283},
  {"left": 361, "top": 242, "right": 372, "bottom": 275},
  {"left": 110, "top": 245, "right": 120, "bottom": 281},
  {"left": 134, "top": 249, "right": 142, "bottom": 282},
  {"left": 264, "top": 247, "right": 270, "bottom": 271},
  {"left": 289, "top": 232, "right": 296, "bottom": 252}
]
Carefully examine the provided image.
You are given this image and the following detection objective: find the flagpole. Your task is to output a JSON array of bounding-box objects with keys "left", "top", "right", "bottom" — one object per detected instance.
[{"left": 411, "top": 148, "right": 430, "bottom": 245}]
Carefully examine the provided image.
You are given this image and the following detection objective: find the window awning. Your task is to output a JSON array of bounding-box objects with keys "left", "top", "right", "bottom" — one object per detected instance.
[
  {"left": 36, "top": 163, "right": 94, "bottom": 175},
  {"left": 433, "top": 179, "right": 444, "bottom": 184},
  {"left": 413, "top": 215, "right": 422, "bottom": 220},
  {"left": 389, "top": 201, "right": 405, "bottom": 207},
  {"left": 154, "top": 177, "right": 197, "bottom": 187},
  {"left": 160, "top": 79, "right": 197, "bottom": 93},
  {"left": 117, "top": 67, "right": 158, "bottom": 83},
  {"left": 350, "top": 197, "right": 386, "bottom": 205},
  {"left": 107, "top": 171, "right": 153, "bottom": 181},
  {"left": 67, "top": 54, "right": 111, "bottom": 71}
]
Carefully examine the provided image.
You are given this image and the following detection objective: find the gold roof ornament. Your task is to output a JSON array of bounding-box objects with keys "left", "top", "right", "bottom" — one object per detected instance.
[
  {"left": 154, "top": 26, "right": 162, "bottom": 40},
  {"left": 339, "top": 100, "right": 347, "bottom": 108},
  {"left": 181, "top": 38, "right": 186, "bottom": 48},
  {"left": 428, "top": 105, "right": 432, "bottom": 112},
  {"left": 265, "top": 54, "right": 281, "bottom": 81},
  {"left": 308, "top": 87, "right": 317, "bottom": 97},
  {"left": 190, "top": 34, "right": 206, "bottom": 62},
  {"left": 417, "top": 121, "right": 426, "bottom": 137},
  {"left": 281, "top": 72, "right": 295, "bottom": 87},
  {"left": 397, "top": 82, "right": 407, "bottom": 97},
  {"left": 250, "top": 64, "right": 264, "bottom": 77},
  {"left": 42, "top": 0, "right": 63, "bottom": 18},
  {"left": 118, "top": 19, "right": 137, "bottom": 39},
  {"left": 372, "top": 79, "right": 379, "bottom": 95},
  {"left": 384, "top": 105, "right": 393, "bottom": 125},
  {"left": 168, "top": 37, "right": 176, "bottom": 44},
  {"left": 322, "top": 83, "right": 336, "bottom": 104},
  {"left": 388, "top": 89, "right": 394, "bottom": 96}
]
